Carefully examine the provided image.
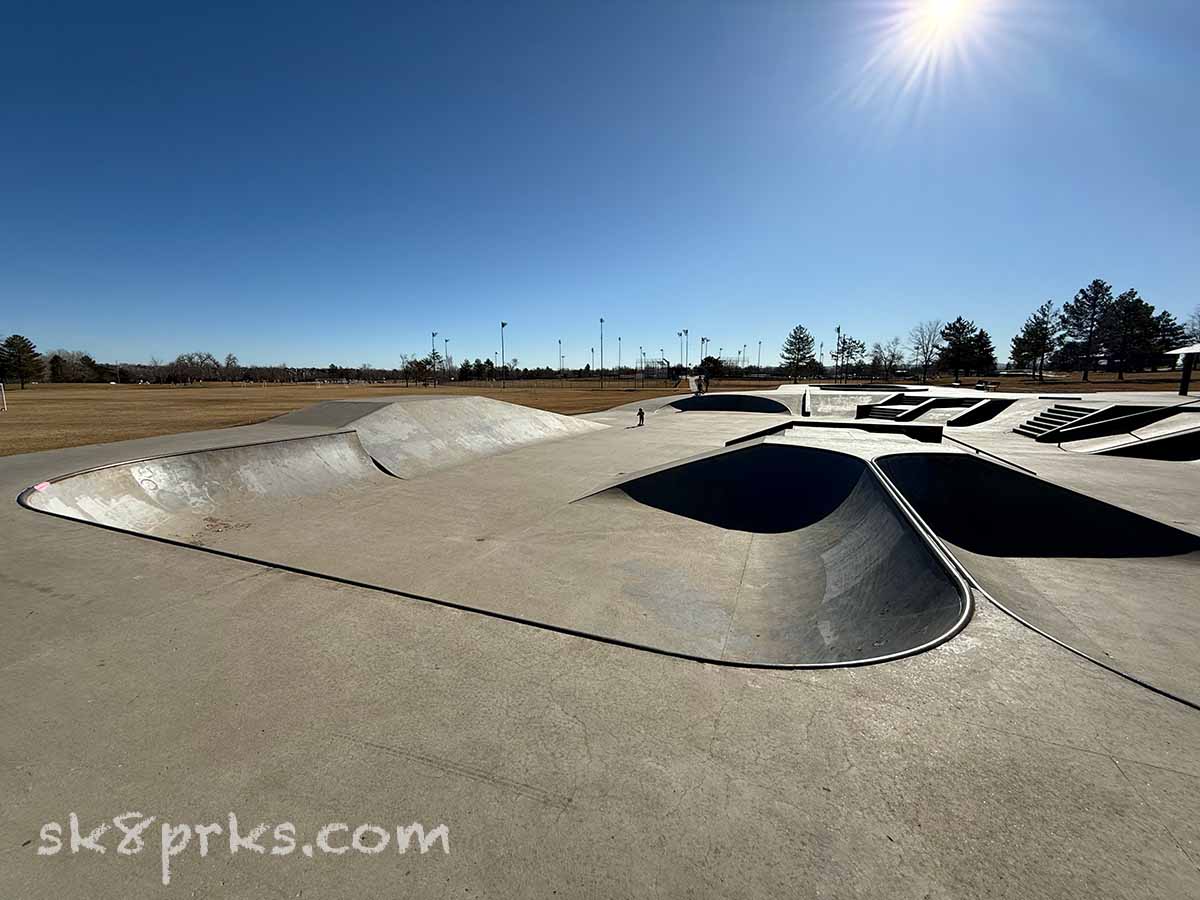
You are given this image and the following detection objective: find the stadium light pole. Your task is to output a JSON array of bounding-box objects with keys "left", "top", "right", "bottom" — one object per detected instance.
[
  {"left": 500, "top": 321, "right": 507, "bottom": 387},
  {"left": 683, "top": 329, "right": 689, "bottom": 368},
  {"left": 444, "top": 338, "right": 450, "bottom": 378},
  {"left": 558, "top": 338, "right": 562, "bottom": 374},
  {"left": 599, "top": 317, "right": 605, "bottom": 389},
  {"left": 431, "top": 331, "right": 438, "bottom": 384},
  {"left": 591, "top": 347, "right": 594, "bottom": 371},
  {"left": 617, "top": 336, "right": 621, "bottom": 382}
]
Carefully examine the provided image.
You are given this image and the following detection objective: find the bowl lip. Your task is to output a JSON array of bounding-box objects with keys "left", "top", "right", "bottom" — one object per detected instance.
[{"left": 16, "top": 435, "right": 974, "bottom": 672}]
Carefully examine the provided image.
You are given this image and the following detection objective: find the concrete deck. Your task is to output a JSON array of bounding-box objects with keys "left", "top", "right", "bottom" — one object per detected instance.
[{"left": 3, "top": 386, "right": 1199, "bottom": 898}]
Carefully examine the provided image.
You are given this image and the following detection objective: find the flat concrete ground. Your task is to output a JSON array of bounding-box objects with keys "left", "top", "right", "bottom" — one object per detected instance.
[{"left": 2, "top": 390, "right": 1199, "bottom": 898}]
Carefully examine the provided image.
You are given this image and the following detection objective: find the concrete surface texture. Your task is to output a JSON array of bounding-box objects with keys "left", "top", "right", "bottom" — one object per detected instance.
[{"left": 3, "top": 386, "right": 1200, "bottom": 899}]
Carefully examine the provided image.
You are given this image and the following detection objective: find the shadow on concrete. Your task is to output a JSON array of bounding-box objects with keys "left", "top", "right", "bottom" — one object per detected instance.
[
  {"left": 1100, "top": 427, "right": 1200, "bottom": 461},
  {"left": 669, "top": 394, "right": 790, "bottom": 414},
  {"left": 877, "top": 453, "right": 1200, "bottom": 558},
  {"left": 615, "top": 443, "right": 868, "bottom": 533}
]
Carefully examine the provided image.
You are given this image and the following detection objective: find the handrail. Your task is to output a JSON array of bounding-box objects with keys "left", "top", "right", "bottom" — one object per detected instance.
[
  {"left": 1052, "top": 397, "right": 1200, "bottom": 444},
  {"left": 941, "top": 434, "right": 1037, "bottom": 475}
]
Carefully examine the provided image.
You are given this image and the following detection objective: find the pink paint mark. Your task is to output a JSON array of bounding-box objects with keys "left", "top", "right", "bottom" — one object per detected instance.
[{"left": 33, "top": 482, "right": 50, "bottom": 491}]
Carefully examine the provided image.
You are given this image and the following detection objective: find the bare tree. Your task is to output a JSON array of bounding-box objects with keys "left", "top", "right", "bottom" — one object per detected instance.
[{"left": 908, "top": 320, "right": 943, "bottom": 383}]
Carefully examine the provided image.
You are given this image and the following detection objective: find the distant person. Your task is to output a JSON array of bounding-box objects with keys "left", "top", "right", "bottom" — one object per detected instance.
[{"left": 636, "top": 407, "right": 645, "bottom": 427}]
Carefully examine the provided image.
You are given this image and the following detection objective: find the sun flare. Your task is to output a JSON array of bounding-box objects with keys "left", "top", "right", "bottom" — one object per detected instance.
[
  {"left": 840, "top": 0, "right": 1006, "bottom": 123},
  {"left": 916, "top": 0, "right": 977, "bottom": 38}
]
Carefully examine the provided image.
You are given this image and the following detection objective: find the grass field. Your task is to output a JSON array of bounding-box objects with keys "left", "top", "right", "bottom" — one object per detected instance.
[
  {"left": 0, "top": 379, "right": 781, "bottom": 457},
  {"left": 0, "top": 370, "right": 1189, "bottom": 457}
]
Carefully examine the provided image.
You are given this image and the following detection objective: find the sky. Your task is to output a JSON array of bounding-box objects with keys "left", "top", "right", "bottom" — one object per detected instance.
[{"left": 2, "top": 0, "right": 1197, "bottom": 369}]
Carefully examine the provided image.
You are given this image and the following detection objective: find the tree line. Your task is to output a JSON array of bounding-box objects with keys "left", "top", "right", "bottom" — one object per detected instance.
[
  {"left": 5, "top": 285, "right": 1197, "bottom": 390},
  {"left": 1009, "top": 279, "right": 1189, "bottom": 381},
  {"left": 777, "top": 280, "right": 1196, "bottom": 384},
  {"left": 779, "top": 318, "right": 998, "bottom": 383}
]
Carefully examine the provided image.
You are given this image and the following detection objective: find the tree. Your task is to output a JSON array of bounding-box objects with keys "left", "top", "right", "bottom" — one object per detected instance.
[
  {"left": 938, "top": 317, "right": 978, "bottom": 381},
  {"left": 1010, "top": 301, "right": 1059, "bottom": 380},
  {"left": 458, "top": 359, "right": 473, "bottom": 382},
  {"left": 698, "top": 355, "right": 725, "bottom": 379},
  {"left": 830, "top": 331, "right": 865, "bottom": 382},
  {"left": 1188, "top": 305, "right": 1200, "bottom": 342},
  {"left": 971, "top": 329, "right": 997, "bottom": 375},
  {"left": 224, "top": 353, "right": 241, "bottom": 381},
  {"left": 1099, "top": 289, "right": 1156, "bottom": 380},
  {"left": 425, "top": 351, "right": 442, "bottom": 384},
  {"left": 868, "top": 337, "right": 904, "bottom": 381},
  {"left": 48, "top": 354, "right": 65, "bottom": 382},
  {"left": 1061, "top": 279, "right": 1113, "bottom": 381},
  {"left": 0, "top": 334, "right": 44, "bottom": 388},
  {"left": 780, "top": 324, "right": 816, "bottom": 382},
  {"left": 908, "top": 320, "right": 942, "bottom": 383},
  {"left": 1154, "top": 311, "right": 1188, "bottom": 369}
]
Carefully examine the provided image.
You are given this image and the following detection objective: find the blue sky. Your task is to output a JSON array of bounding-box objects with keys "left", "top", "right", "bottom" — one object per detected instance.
[{"left": 2, "top": 1, "right": 1197, "bottom": 368}]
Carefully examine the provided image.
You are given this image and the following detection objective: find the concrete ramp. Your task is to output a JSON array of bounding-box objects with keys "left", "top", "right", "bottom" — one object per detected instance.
[
  {"left": 668, "top": 393, "right": 794, "bottom": 414},
  {"left": 20, "top": 431, "right": 388, "bottom": 537},
  {"left": 280, "top": 396, "right": 606, "bottom": 478},
  {"left": 580, "top": 442, "right": 970, "bottom": 664},
  {"left": 876, "top": 452, "right": 1200, "bottom": 703},
  {"left": 1081, "top": 410, "right": 1200, "bottom": 460}
]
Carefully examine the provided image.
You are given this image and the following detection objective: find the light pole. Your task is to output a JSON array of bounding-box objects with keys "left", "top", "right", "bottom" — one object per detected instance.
[
  {"left": 659, "top": 348, "right": 664, "bottom": 383},
  {"left": 758, "top": 340, "right": 762, "bottom": 373},
  {"left": 500, "top": 321, "right": 507, "bottom": 387},
  {"left": 444, "top": 338, "right": 450, "bottom": 378},
  {"left": 431, "top": 331, "right": 438, "bottom": 384},
  {"left": 558, "top": 338, "right": 562, "bottom": 374},
  {"left": 617, "top": 336, "right": 621, "bottom": 382},
  {"left": 683, "top": 329, "right": 689, "bottom": 368},
  {"left": 599, "top": 317, "right": 605, "bottom": 389},
  {"left": 677, "top": 331, "right": 683, "bottom": 366},
  {"left": 591, "top": 347, "right": 594, "bottom": 371}
]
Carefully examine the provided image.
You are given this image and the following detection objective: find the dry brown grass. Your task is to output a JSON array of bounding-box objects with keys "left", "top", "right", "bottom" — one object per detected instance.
[
  {"left": 3, "top": 370, "right": 1186, "bottom": 457},
  {"left": 0, "top": 378, "right": 783, "bottom": 457}
]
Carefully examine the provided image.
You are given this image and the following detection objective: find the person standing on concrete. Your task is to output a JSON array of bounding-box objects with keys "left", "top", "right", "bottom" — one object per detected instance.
[{"left": 636, "top": 407, "right": 645, "bottom": 427}]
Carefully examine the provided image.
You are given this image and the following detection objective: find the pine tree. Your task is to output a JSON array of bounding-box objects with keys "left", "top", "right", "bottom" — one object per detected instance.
[
  {"left": 1010, "top": 300, "right": 1060, "bottom": 380},
  {"left": 780, "top": 324, "right": 815, "bottom": 382},
  {"left": 938, "top": 317, "right": 978, "bottom": 381},
  {"left": 1061, "top": 279, "right": 1112, "bottom": 381},
  {"left": 1099, "top": 289, "right": 1155, "bottom": 380},
  {"left": 972, "top": 329, "right": 998, "bottom": 375},
  {"left": 0, "top": 334, "right": 43, "bottom": 388},
  {"left": 1154, "top": 311, "right": 1188, "bottom": 369}
]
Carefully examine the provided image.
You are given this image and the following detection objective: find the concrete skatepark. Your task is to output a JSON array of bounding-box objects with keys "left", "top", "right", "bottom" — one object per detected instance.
[{"left": 4, "top": 385, "right": 1200, "bottom": 897}]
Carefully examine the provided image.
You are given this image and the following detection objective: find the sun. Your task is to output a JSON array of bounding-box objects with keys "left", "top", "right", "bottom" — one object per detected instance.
[
  {"left": 910, "top": 0, "right": 981, "bottom": 43},
  {"left": 838, "top": 0, "right": 1003, "bottom": 124}
]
